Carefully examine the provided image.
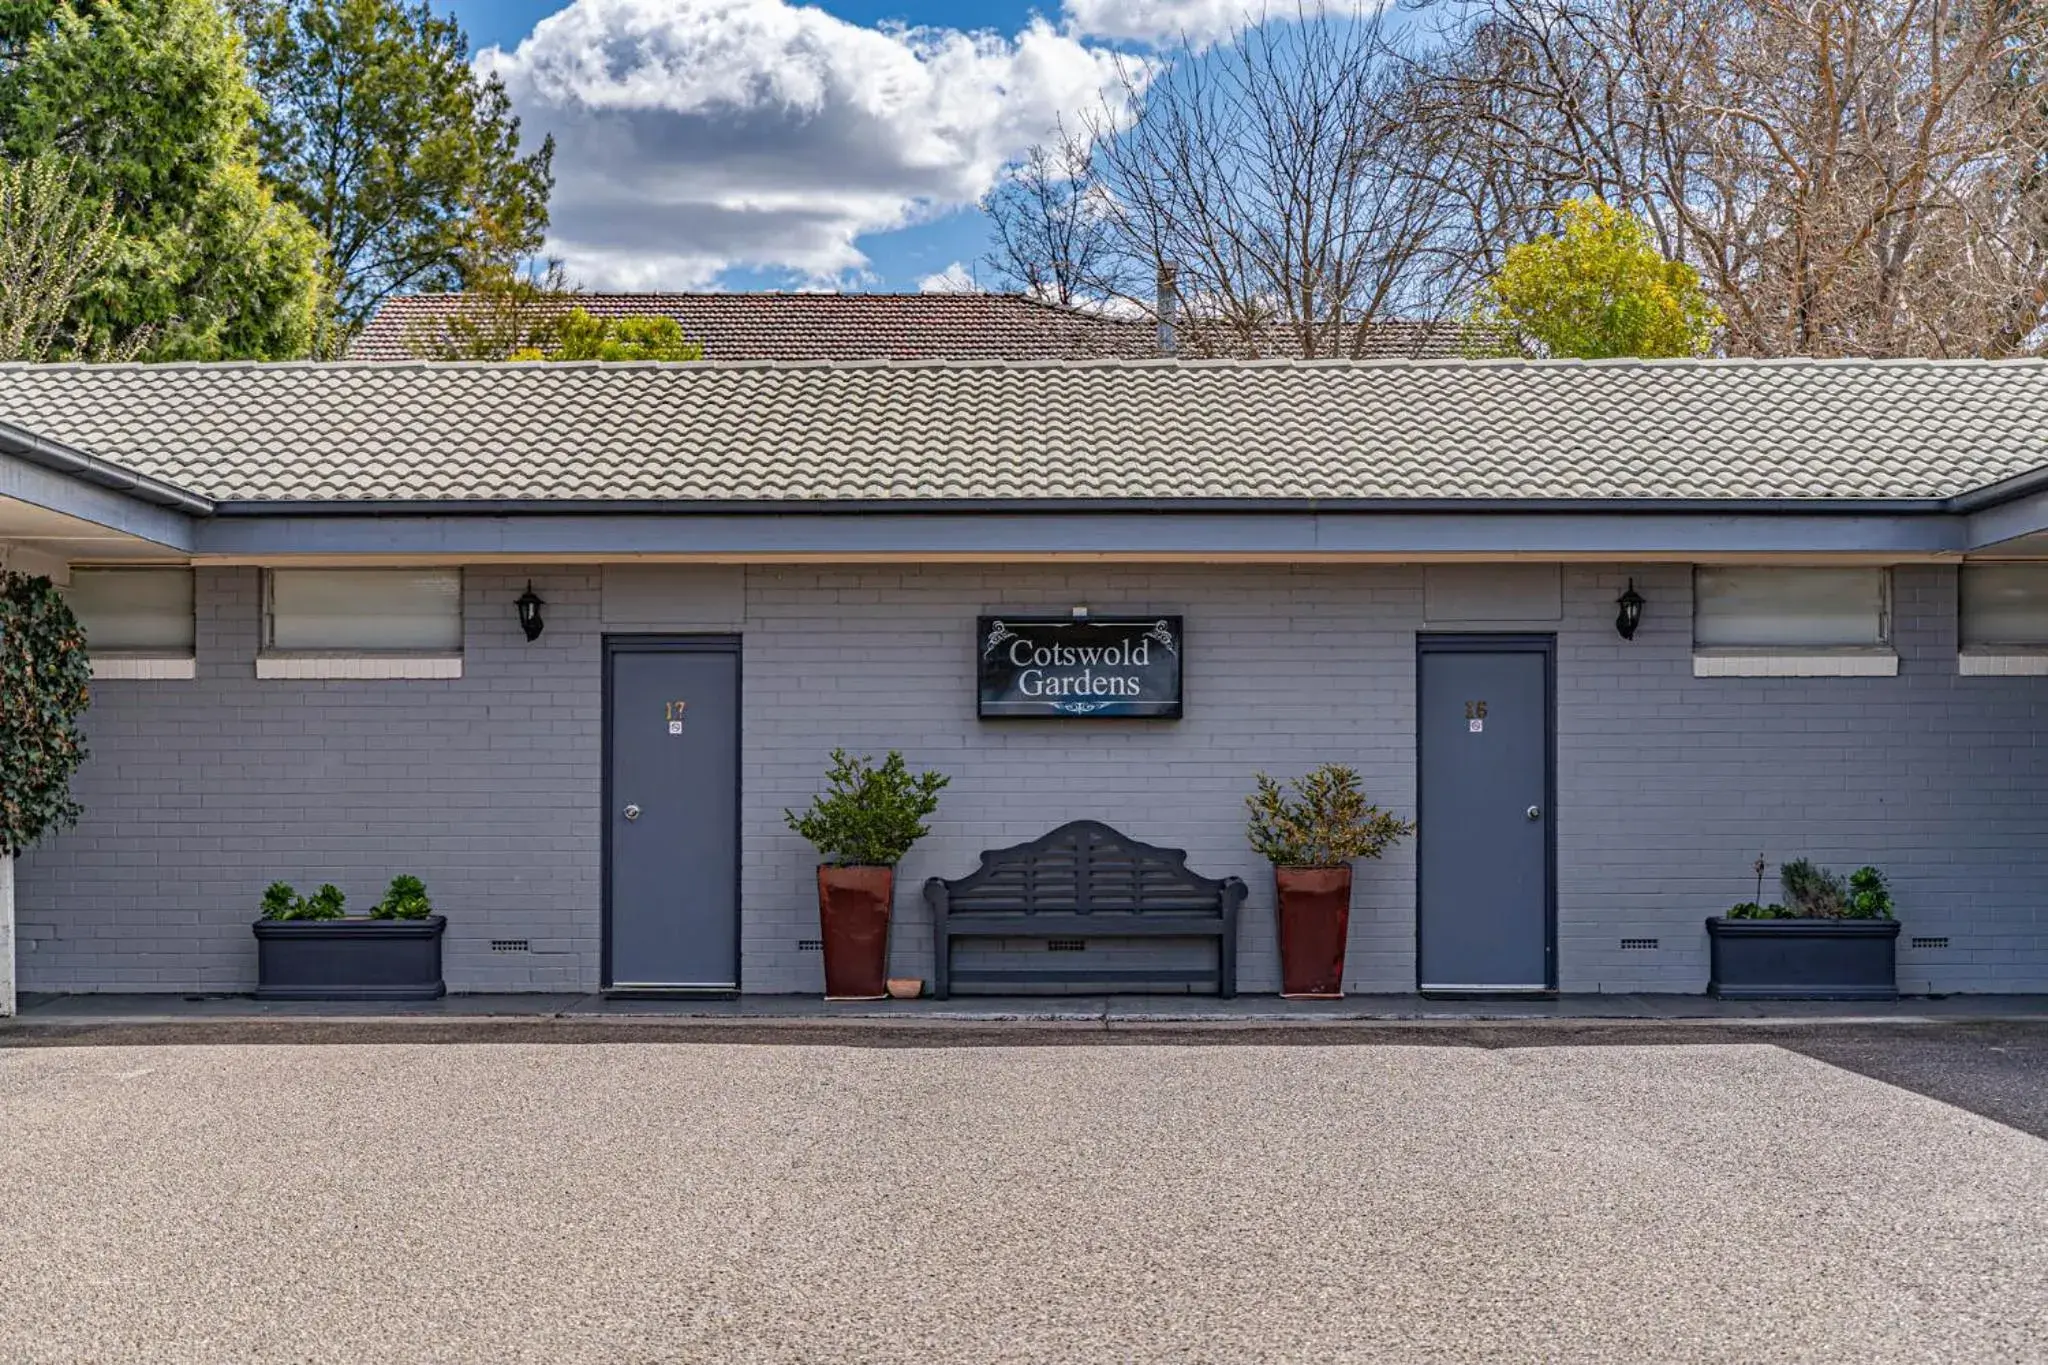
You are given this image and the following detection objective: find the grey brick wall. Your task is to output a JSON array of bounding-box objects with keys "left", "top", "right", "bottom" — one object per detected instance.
[
  {"left": 1556, "top": 563, "right": 2047, "bottom": 994},
  {"left": 16, "top": 566, "right": 604, "bottom": 993},
  {"left": 15, "top": 560, "right": 2047, "bottom": 995},
  {"left": 739, "top": 565, "right": 1425, "bottom": 995}
]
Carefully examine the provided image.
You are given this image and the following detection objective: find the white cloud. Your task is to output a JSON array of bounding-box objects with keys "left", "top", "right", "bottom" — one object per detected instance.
[
  {"left": 1061, "top": 0, "right": 1330, "bottom": 48},
  {"left": 917, "top": 261, "right": 980, "bottom": 293},
  {"left": 480, "top": 0, "right": 1139, "bottom": 288}
]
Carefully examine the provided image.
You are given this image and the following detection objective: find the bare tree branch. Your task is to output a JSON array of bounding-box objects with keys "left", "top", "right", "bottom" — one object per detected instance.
[
  {"left": 1411, "top": 0, "right": 2048, "bottom": 356},
  {"left": 988, "top": 6, "right": 1481, "bottom": 356}
]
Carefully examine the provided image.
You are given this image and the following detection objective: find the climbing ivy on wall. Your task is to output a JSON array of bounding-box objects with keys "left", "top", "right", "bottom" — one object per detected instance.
[{"left": 0, "top": 571, "right": 92, "bottom": 857}]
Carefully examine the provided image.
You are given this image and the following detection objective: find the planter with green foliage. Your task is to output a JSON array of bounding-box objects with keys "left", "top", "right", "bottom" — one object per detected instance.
[
  {"left": 253, "top": 875, "right": 446, "bottom": 999},
  {"left": 785, "top": 749, "right": 949, "bottom": 1000},
  {"left": 1247, "top": 764, "right": 1415, "bottom": 999},
  {"left": 1707, "top": 859, "right": 1900, "bottom": 1000},
  {"left": 0, "top": 571, "right": 93, "bottom": 1018}
]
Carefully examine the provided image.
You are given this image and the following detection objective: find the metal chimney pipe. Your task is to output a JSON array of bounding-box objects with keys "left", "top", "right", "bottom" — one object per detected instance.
[{"left": 1156, "top": 262, "right": 1178, "bottom": 357}]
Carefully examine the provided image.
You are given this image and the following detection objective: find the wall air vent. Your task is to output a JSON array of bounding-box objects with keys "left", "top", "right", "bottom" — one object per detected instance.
[
  {"left": 1620, "top": 938, "right": 1659, "bottom": 951},
  {"left": 489, "top": 939, "right": 529, "bottom": 953},
  {"left": 1047, "top": 939, "right": 1088, "bottom": 952},
  {"left": 1910, "top": 936, "right": 1949, "bottom": 950},
  {"left": 798, "top": 939, "right": 824, "bottom": 951}
]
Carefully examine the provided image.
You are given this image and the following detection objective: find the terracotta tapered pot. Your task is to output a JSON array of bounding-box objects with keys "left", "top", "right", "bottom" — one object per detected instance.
[
  {"left": 1275, "top": 865, "right": 1352, "bottom": 999},
  {"left": 818, "top": 865, "right": 893, "bottom": 1000}
]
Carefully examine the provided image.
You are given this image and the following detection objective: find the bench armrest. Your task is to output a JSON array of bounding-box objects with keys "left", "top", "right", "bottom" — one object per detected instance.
[{"left": 924, "top": 877, "right": 951, "bottom": 999}]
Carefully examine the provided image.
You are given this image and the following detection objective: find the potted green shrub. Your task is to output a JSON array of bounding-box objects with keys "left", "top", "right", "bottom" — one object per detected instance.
[
  {"left": 785, "top": 749, "right": 949, "bottom": 1000},
  {"left": 1706, "top": 857, "right": 1900, "bottom": 1000},
  {"left": 1246, "top": 765, "right": 1415, "bottom": 998},
  {"left": 251, "top": 874, "right": 447, "bottom": 999}
]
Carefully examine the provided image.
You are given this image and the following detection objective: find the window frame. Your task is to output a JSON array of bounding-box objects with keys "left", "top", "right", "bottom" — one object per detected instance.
[
  {"left": 258, "top": 567, "right": 465, "bottom": 679},
  {"left": 1958, "top": 561, "right": 2048, "bottom": 674},
  {"left": 64, "top": 565, "right": 198, "bottom": 680},
  {"left": 1690, "top": 565, "right": 1898, "bottom": 677}
]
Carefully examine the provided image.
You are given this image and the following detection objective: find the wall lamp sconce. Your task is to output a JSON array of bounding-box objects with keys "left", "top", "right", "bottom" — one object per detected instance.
[
  {"left": 1615, "top": 578, "right": 1645, "bottom": 641},
  {"left": 516, "top": 581, "right": 546, "bottom": 642},
  {"left": 1071, "top": 604, "right": 1090, "bottom": 622}
]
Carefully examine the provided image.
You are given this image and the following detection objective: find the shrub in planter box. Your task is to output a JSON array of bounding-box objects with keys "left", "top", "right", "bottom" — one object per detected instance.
[
  {"left": 1246, "top": 764, "right": 1415, "bottom": 999},
  {"left": 253, "top": 875, "right": 446, "bottom": 1000},
  {"left": 1706, "top": 859, "right": 1900, "bottom": 1001},
  {"left": 785, "top": 750, "right": 949, "bottom": 1001}
]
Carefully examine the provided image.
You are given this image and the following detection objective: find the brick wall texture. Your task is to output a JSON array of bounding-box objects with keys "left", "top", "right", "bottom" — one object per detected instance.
[{"left": 15, "top": 562, "right": 2045, "bottom": 995}]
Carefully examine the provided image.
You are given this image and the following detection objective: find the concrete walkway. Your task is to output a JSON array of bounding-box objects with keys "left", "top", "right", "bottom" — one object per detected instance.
[{"left": 13, "top": 989, "right": 2048, "bottom": 1026}]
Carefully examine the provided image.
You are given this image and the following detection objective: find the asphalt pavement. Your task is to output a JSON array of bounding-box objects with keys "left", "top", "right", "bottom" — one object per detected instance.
[{"left": 1, "top": 1025, "right": 2044, "bottom": 1363}]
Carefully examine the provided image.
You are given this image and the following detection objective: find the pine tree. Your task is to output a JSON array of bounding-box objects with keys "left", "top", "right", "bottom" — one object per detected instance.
[
  {"left": 0, "top": 0, "right": 326, "bottom": 358},
  {"left": 235, "top": 0, "right": 553, "bottom": 343}
]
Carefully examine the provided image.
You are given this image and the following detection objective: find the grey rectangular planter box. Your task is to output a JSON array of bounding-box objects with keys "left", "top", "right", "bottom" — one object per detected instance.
[
  {"left": 1705, "top": 917, "right": 1901, "bottom": 1001},
  {"left": 253, "top": 916, "right": 447, "bottom": 1000}
]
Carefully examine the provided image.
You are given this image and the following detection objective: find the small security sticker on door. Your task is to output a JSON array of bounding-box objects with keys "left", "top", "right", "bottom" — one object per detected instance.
[
  {"left": 668, "top": 721, "right": 683, "bottom": 735},
  {"left": 1468, "top": 718, "right": 1484, "bottom": 733}
]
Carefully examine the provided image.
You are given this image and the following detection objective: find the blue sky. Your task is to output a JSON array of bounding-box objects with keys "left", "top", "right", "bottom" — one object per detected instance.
[
  {"left": 443, "top": 0, "right": 1050, "bottom": 49},
  {"left": 427, "top": 0, "right": 1268, "bottom": 294}
]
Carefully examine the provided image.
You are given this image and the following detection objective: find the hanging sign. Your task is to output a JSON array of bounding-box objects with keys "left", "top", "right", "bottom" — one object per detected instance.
[{"left": 978, "top": 616, "right": 1183, "bottom": 718}]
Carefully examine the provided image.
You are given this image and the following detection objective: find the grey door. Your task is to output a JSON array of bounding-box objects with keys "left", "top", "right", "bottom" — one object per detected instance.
[
  {"left": 605, "top": 640, "right": 740, "bottom": 991},
  {"left": 1417, "top": 638, "right": 1553, "bottom": 991}
]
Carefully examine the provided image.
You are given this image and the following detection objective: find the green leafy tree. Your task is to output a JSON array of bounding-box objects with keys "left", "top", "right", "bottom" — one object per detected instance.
[
  {"left": 513, "top": 306, "right": 703, "bottom": 362},
  {"left": 0, "top": 155, "right": 152, "bottom": 359},
  {"left": 0, "top": 0, "right": 326, "bottom": 358},
  {"left": 402, "top": 197, "right": 577, "bottom": 359},
  {"left": 235, "top": 0, "right": 554, "bottom": 345},
  {"left": 1472, "top": 198, "right": 1722, "bottom": 359},
  {"left": 0, "top": 1, "right": 58, "bottom": 59},
  {"left": 0, "top": 571, "right": 91, "bottom": 859}
]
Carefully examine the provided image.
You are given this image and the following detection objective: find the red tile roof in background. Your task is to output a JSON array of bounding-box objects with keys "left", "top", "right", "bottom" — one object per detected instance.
[
  {"left": 348, "top": 292, "right": 1475, "bottom": 362},
  {"left": 350, "top": 292, "right": 1154, "bottom": 362}
]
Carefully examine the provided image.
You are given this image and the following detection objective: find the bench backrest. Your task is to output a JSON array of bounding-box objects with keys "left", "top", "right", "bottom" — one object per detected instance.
[{"left": 929, "top": 820, "right": 1235, "bottom": 916}]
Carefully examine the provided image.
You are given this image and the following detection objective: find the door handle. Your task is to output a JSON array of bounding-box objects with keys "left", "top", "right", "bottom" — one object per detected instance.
[
  {"left": 623, "top": 804, "right": 642, "bottom": 822},
  {"left": 1526, "top": 805, "right": 1542, "bottom": 821}
]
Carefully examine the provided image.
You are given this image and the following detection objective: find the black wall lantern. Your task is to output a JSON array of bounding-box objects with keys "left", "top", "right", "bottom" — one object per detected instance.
[
  {"left": 1615, "top": 578, "right": 1645, "bottom": 640},
  {"left": 515, "top": 581, "right": 545, "bottom": 642}
]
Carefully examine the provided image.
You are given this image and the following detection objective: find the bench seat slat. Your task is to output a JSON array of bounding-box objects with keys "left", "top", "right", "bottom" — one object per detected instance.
[
  {"left": 946, "top": 898, "right": 1225, "bottom": 915},
  {"left": 947, "top": 968, "right": 1221, "bottom": 988},
  {"left": 943, "top": 914, "right": 1226, "bottom": 938}
]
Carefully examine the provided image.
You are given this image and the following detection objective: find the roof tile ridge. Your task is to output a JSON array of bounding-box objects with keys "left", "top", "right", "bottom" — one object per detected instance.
[
  {"left": 1455, "top": 354, "right": 2048, "bottom": 368},
  {"left": 1006, "top": 294, "right": 1150, "bottom": 321},
  {"left": 15, "top": 355, "right": 2048, "bottom": 375}
]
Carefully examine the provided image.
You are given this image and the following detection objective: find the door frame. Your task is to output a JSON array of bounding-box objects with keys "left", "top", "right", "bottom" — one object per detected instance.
[
  {"left": 601, "top": 634, "right": 743, "bottom": 994},
  {"left": 1414, "top": 633, "right": 1558, "bottom": 994}
]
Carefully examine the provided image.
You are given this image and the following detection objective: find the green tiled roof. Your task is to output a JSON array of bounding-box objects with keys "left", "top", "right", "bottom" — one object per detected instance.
[{"left": 0, "top": 357, "right": 2043, "bottom": 505}]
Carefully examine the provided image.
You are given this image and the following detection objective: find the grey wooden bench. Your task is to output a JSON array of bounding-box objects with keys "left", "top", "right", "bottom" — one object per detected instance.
[{"left": 924, "top": 820, "right": 1245, "bottom": 999}]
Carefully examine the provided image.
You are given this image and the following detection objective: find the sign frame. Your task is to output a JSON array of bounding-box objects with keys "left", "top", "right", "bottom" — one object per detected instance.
[{"left": 976, "top": 614, "right": 1185, "bottom": 720}]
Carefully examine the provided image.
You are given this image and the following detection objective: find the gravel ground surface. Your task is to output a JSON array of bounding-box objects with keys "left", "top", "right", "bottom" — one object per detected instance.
[
  {"left": 10, "top": 1016, "right": 2048, "bottom": 1137},
  {"left": 2, "top": 1038, "right": 2045, "bottom": 1364}
]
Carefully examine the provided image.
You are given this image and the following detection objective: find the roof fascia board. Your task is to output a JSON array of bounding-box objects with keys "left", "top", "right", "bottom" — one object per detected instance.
[
  {"left": 190, "top": 508, "right": 1966, "bottom": 559},
  {"left": 1946, "top": 462, "right": 2048, "bottom": 513},
  {"left": 1966, "top": 483, "right": 2048, "bottom": 548},
  {"left": 0, "top": 419, "right": 213, "bottom": 516},
  {"left": 208, "top": 495, "right": 1958, "bottom": 517},
  {"left": 0, "top": 448, "right": 197, "bottom": 551}
]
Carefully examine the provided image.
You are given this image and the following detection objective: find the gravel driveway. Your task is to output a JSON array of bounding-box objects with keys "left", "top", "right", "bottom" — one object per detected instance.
[{"left": 1, "top": 1039, "right": 2043, "bottom": 1363}]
